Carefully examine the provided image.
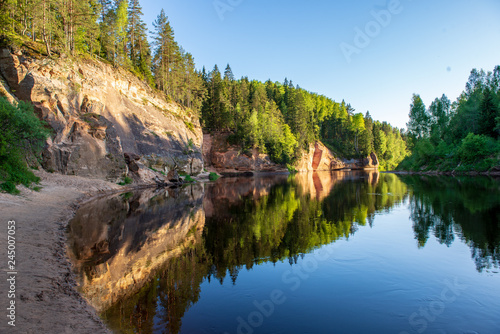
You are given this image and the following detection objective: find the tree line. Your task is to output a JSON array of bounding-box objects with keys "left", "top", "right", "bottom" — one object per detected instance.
[
  {"left": 201, "top": 65, "right": 407, "bottom": 169},
  {"left": 402, "top": 66, "right": 500, "bottom": 172},
  {"left": 1, "top": 0, "right": 407, "bottom": 169}
]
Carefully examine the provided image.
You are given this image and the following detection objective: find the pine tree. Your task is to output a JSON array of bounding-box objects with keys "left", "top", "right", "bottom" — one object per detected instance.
[
  {"left": 479, "top": 88, "right": 499, "bottom": 138},
  {"left": 152, "top": 9, "right": 178, "bottom": 96},
  {"left": 224, "top": 64, "right": 234, "bottom": 82},
  {"left": 127, "top": 0, "right": 141, "bottom": 65},
  {"left": 114, "top": 0, "right": 128, "bottom": 66}
]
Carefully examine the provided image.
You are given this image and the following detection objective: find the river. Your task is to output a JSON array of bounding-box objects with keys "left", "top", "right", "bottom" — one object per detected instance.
[{"left": 67, "top": 172, "right": 500, "bottom": 334}]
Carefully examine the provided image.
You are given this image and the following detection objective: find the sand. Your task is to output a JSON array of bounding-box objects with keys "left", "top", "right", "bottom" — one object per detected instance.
[{"left": 0, "top": 170, "right": 144, "bottom": 334}]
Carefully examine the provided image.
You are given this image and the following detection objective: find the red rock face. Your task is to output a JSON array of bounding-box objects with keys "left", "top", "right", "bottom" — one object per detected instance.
[
  {"left": 312, "top": 143, "right": 323, "bottom": 170},
  {"left": 295, "top": 141, "right": 346, "bottom": 172}
]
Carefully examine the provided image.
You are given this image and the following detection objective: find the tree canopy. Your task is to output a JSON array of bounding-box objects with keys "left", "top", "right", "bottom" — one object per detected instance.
[{"left": 400, "top": 66, "right": 500, "bottom": 172}]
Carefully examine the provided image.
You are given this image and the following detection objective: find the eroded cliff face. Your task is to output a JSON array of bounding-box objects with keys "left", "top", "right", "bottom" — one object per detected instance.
[
  {"left": 0, "top": 48, "right": 203, "bottom": 182},
  {"left": 343, "top": 152, "right": 379, "bottom": 170},
  {"left": 203, "top": 132, "right": 288, "bottom": 175}
]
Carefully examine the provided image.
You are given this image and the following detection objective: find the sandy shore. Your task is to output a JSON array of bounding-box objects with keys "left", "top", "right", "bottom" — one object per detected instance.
[{"left": 0, "top": 171, "right": 147, "bottom": 334}]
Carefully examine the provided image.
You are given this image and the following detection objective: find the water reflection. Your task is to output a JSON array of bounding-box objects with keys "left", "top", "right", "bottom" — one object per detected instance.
[
  {"left": 401, "top": 175, "right": 500, "bottom": 272},
  {"left": 66, "top": 172, "right": 500, "bottom": 333},
  {"left": 67, "top": 185, "right": 205, "bottom": 313}
]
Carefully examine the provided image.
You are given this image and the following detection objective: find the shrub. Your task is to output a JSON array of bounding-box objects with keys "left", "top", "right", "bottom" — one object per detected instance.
[
  {"left": 118, "top": 176, "right": 133, "bottom": 186},
  {"left": 208, "top": 172, "right": 220, "bottom": 181},
  {"left": 0, "top": 98, "right": 49, "bottom": 194},
  {"left": 184, "top": 175, "right": 195, "bottom": 183},
  {"left": 458, "top": 133, "right": 497, "bottom": 163},
  {"left": 0, "top": 181, "right": 19, "bottom": 194}
]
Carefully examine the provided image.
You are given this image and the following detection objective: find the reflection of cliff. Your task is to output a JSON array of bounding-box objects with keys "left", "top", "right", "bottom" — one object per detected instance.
[
  {"left": 67, "top": 185, "right": 205, "bottom": 313},
  {"left": 104, "top": 243, "right": 210, "bottom": 334},
  {"left": 203, "top": 174, "right": 289, "bottom": 217},
  {"left": 294, "top": 171, "right": 380, "bottom": 201},
  {"left": 400, "top": 175, "right": 500, "bottom": 272}
]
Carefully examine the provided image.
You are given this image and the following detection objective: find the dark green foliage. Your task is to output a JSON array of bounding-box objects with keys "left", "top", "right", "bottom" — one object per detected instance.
[
  {"left": 400, "top": 65, "right": 500, "bottom": 172},
  {"left": 458, "top": 133, "right": 498, "bottom": 163},
  {"left": 0, "top": 181, "right": 19, "bottom": 194},
  {"left": 208, "top": 172, "right": 219, "bottom": 182},
  {"left": 479, "top": 88, "right": 499, "bottom": 138},
  {"left": 407, "top": 94, "right": 430, "bottom": 140},
  {"left": 184, "top": 175, "right": 194, "bottom": 183},
  {"left": 118, "top": 176, "right": 133, "bottom": 185},
  {"left": 0, "top": 98, "right": 49, "bottom": 193},
  {"left": 150, "top": 9, "right": 205, "bottom": 111}
]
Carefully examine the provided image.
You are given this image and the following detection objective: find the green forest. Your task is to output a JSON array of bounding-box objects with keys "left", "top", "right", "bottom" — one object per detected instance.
[
  {"left": 400, "top": 66, "right": 500, "bottom": 172},
  {"left": 0, "top": 0, "right": 407, "bottom": 173},
  {"left": 200, "top": 65, "right": 407, "bottom": 169}
]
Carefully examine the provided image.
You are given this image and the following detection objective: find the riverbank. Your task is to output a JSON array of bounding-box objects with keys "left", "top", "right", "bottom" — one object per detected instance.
[
  {"left": 390, "top": 169, "right": 500, "bottom": 176},
  {"left": 0, "top": 170, "right": 155, "bottom": 334}
]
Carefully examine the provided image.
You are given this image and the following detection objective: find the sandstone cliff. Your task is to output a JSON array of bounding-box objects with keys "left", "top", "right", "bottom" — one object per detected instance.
[
  {"left": 343, "top": 152, "right": 379, "bottom": 170},
  {"left": 0, "top": 47, "right": 203, "bottom": 183},
  {"left": 295, "top": 141, "right": 346, "bottom": 172},
  {"left": 203, "top": 132, "right": 288, "bottom": 175}
]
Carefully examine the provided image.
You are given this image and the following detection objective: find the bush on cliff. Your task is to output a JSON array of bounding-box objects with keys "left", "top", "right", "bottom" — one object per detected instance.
[{"left": 0, "top": 97, "right": 50, "bottom": 194}]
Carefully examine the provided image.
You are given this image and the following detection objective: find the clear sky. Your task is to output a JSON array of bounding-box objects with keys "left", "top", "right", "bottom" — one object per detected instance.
[{"left": 140, "top": 0, "right": 500, "bottom": 129}]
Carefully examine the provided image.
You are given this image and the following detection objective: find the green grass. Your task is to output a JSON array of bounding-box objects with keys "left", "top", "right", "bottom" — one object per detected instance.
[
  {"left": 184, "top": 121, "right": 195, "bottom": 133},
  {"left": 118, "top": 176, "right": 133, "bottom": 186}
]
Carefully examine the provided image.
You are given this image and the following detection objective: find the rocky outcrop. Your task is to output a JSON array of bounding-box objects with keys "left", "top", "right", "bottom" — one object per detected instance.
[
  {"left": 0, "top": 48, "right": 203, "bottom": 183},
  {"left": 295, "top": 141, "right": 346, "bottom": 172},
  {"left": 203, "top": 132, "right": 288, "bottom": 175},
  {"left": 343, "top": 152, "right": 379, "bottom": 170}
]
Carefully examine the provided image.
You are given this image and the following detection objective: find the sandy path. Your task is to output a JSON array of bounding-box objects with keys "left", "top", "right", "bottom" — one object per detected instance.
[{"left": 0, "top": 171, "right": 143, "bottom": 334}]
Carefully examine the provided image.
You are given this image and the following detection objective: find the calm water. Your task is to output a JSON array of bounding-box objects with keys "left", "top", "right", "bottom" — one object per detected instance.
[{"left": 67, "top": 172, "right": 500, "bottom": 334}]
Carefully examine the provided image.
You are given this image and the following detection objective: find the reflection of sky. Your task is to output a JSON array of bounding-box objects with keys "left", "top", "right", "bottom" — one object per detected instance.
[
  {"left": 141, "top": 0, "right": 500, "bottom": 129},
  {"left": 181, "top": 206, "right": 500, "bottom": 334}
]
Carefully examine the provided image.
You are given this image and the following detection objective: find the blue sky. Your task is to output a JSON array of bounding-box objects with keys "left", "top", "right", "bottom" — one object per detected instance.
[{"left": 141, "top": 0, "right": 500, "bottom": 129}]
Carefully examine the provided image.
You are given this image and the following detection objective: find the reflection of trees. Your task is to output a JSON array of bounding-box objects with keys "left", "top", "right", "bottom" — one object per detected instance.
[
  {"left": 103, "top": 173, "right": 409, "bottom": 333},
  {"left": 401, "top": 175, "right": 500, "bottom": 272},
  {"left": 203, "top": 173, "right": 408, "bottom": 276}
]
